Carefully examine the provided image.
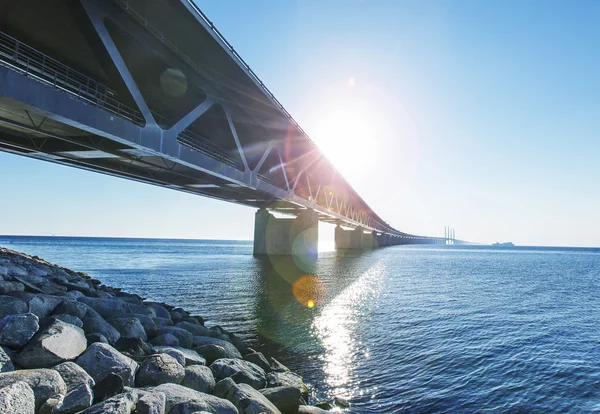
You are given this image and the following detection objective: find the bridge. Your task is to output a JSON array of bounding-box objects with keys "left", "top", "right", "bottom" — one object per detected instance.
[{"left": 0, "top": 0, "right": 454, "bottom": 259}]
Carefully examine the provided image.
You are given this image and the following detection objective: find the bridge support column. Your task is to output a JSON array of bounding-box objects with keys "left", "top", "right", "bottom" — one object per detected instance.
[
  {"left": 253, "top": 208, "right": 318, "bottom": 260},
  {"left": 335, "top": 225, "right": 365, "bottom": 250},
  {"left": 363, "top": 231, "right": 375, "bottom": 249}
]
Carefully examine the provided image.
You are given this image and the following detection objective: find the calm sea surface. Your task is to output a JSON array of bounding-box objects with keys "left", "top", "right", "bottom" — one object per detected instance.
[{"left": 1, "top": 236, "right": 599, "bottom": 413}]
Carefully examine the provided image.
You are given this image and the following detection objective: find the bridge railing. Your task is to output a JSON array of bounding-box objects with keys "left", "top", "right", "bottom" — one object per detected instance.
[
  {"left": 0, "top": 31, "right": 245, "bottom": 171},
  {"left": 0, "top": 31, "right": 145, "bottom": 126}
]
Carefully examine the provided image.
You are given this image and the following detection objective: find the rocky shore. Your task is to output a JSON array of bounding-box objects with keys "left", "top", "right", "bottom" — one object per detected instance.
[{"left": 0, "top": 247, "right": 335, "bottom": 414}]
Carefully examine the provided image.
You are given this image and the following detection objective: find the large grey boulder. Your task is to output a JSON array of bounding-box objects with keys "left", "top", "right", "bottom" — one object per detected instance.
[
  {"left": 215, "top": 378, "right": 281, "bottom": 414},
  {"left": 297, "top": 406, "right": 329, "bottom": 414},
  {"left": 135, "top": 354, "right": 185, "bottom": 387},
  {"left": 194, "top": 344, "right": 230, "bottom": 365},
  {"left": 83, "top": 316, "right": 121, "bottom": 345},
  {"left": 193, "top": 337, "right": 242, "bottom": 359},
  {"left": 153, "top": 317, "right": 174, "bottom": 329},
  {"left": 50, "top": 314, "right": 83, "bottom": 328},
  {"left": 153, "top": 346, "right": 206, "bottom": 367},
  {"left": 0, "top": 295, "right": 28, "bottom": 318},
  {"left": 55, "top": 383, "right": 94, "bottom": 413},
  {"left": 0, "top": 347, "right": 14, "bottom": 372},
  {"left": 210, "top": 358, "right": 267, "bottom": 390},
  {"left": 133, "top": 314, "right": 158, "bottom": 337},
  {"left": 53, "top": 361, "right": 95, "bottom": 392},
  {"left": 78, "top": 298, "right": 132, "bottom": 319},
  {"left": 0, "top": 312, "right": 39, "bottom": 348},
  {"left": 147, "top": 383, "right": 237, "bottom": 414},
  {"left": 0, "top": 369, "right": 67, "bottom": 409},
  {"left": 260, "top": 386, "right": 301, "bottom": 414},
  {"left": 76, "top": 343, "right": 138, "bottom": 386},
  {"left": 15, "top": 319, "right": 87, "bottom": 368},
  {"left": 0, "top": 280, "right": 25, "bottom": 294},
  {"left": 108, "top": 317, "right": 147, "bottom": 341},
  {"left": 137, "top": 391, "right": 166, "bottom": 414},
  {"left": 267, "top": 372, "right": 308, "bottom": 402},
  {"left": 175, "top": 321, "right": 221, "bottom": 339},
  {"left": 154, "top": 327, "right": 193, "bottom": 348},
  {"left": 149, "top": 333, "right": 179, "bottom": 347},
  {"left": 78, "top": 391, "right": 138, "bottom": 414},
  {"left": 244, "top": 352, "right": 272, "bottom": 373},
  {"left": 25, "top": 295, "right": 64, "bottom": 319},
  {"left": 144, "top": 303, "right": 171, "bottom": 319},
  {"left": 155, "top": 347, "right": 186, "bottom": 366},
  {"left": 0, "top": 381, "right": 35, "bottom": 414},
  {"left": 53, "top": 301, "right": 91, "bottom": 320},
  {"left": 182, "top": 365, "right": 215, "bottom": 393}
]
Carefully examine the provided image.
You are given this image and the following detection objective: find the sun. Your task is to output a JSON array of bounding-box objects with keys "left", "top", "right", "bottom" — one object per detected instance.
[{"left": 312, "top": 103, "right": 382, "bottom": 176}]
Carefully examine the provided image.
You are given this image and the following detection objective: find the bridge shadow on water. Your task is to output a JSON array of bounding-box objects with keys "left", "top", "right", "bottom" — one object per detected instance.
[{"left": 248, "top": 249, "right": 384, "bottom": 388}]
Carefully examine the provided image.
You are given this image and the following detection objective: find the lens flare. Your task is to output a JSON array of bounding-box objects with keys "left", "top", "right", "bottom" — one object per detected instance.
[{"left": 292, "top": 275, "right": 325, "bottom": 308}]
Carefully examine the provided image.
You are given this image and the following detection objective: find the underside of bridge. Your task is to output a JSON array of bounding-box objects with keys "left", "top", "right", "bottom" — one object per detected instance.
[{"left": 0, "top": 0, "right": 449, "bottom": 257}]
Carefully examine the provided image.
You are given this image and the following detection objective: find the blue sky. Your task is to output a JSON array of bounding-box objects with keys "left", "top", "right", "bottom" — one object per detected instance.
[{"left": 1, "top": 0, "right": 598, "bottom": 246}]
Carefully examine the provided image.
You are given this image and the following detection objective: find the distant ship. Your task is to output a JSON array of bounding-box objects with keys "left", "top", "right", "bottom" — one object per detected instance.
[{"left": 493, "top": 242, "right": 515, "bottom": 247}]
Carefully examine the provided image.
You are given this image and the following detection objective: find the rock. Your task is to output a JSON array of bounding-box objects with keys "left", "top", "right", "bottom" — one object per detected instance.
[
  {"left": 334, "top": 395, "right": 350, "bottom": 408},
  {"left": 314, "top": 401, "right": 333, "bottom": 410},
  {"left": 0, "top": 381, "right": 35, "bottom": 414},
  {"left": 56, "top": 383, "right": 94, "bottom": 413},
  {"left": 39, "top": 394, "right": 64, "bottom": 414},
  {"left": 83, "top": 316, "right": 121, "bottom": 345},
  {"left": 227, "top": 333, "right": 248, "bottom": 354},
  {"left": 145, "top": 303, "right": 171, "bottom": 319},
  {"left": 267, "top": 372, "right": 308, "bottom": 402},
  {"left": 0, "top": 369, "right": 67, "bottom": 409},
  {"left": 153, "top": 346, "right": 206, "bottom": 366},
  {"left": 194, "top": 344, "right": 230, "bottom": 365},
  {"left": 54, "top": 301, "right": 90, "bottom": 320},
  {"left": 193, "top": 337, "right": 242, "bottom": 359},
  {"left": 149, "top": 333, "right": 179, "bottom": 347},
  {"left": 0, "top": 347, "right": 14, "bottom": 372},
  {"left": 153, "top": 317, "right": 174, "bottom": 330},
  {"left": 92, "top": 373, "right": 123, "bottom": 403},
  {"left": 170, "top": 309, "right": 187, "bottom": 323},
  {"left": 53, "top": 361, "right": 95, "bottom": 392},
  {"left": 137, "top": 391, "right": 166, "bottom": 414},
  {"left": 182, "top": 365, "right": 215, "bottom": 393},
  {"left": 26, "top": 295, "right": 63, "bottom": 319},
  {"left": 268, "top": 357, "right": 289, "bottom": 373},
  {"left": 78, "top": 298, "right": 132, "bottom": 319},
  {"left": 147, "top": 383, "right": 237, "bottom": 414},
  {"left": 213, "top": 377, "right": 236, "bottom": 399},
  {"left": 155, "top": 327, "right": 193, "bottom": 348},
  {"left": 244, "top": 352, "right": 272, "bottom": 373},
  {"left": 108, "top": 317, "right": 147, "bottom": 341},
  {"left": 0, "top": 312, "right": 39, "bottom": 348},
  {"left": 86, "top": 333, "right": 109, "bottom": 345},
  {"left": 135, "top": 354, "right": 185, "bottom": 387},
  {"left": 114, "top": 337, "right": 152, "bottom": 358},
  {"left": 210, "top": 358, "right": 267, "bottom": 390},
  {"left": 0, "top": 280, "right": 25, "bottom": 294},
  {"left": 260, "top": 386, "right": 301, "bottom": 414},
  {"left": 128, "top": 305, "right": 155, "bottom": 317},
  {"left": 76, "top": 343, "right": 138, "bottom": 386},
  {"left": 79, "top": 391, "right": 138, "bottom": 414},
  {"left": 298, "top": 406, "right": 329, "bottom": 414},
  {"left": 175, "top": 321, "right": 218, "bottom": 339},
  {"left": 49, "top": 314, "right": 83, "bottom": 328},
  {"left": 219, "top": 380, "right": 281, "bottom": 414},
  {"left": 66, "top": 290, "right": 86, "bottom": 300},
  {"left": 2, "top": 262, "right": 27, "bottom": 276},
  {"left": 0, "top": 295, "right": 28, "bottom": 318},
  {"left": 15, "top": 320, "right": 86, "bottom": 368},
  {"left": 133, "top": 314, "right": 157, "bottom": 337},
  {"left": 155, "top": 347, "right": 186, "bottom": 366}
]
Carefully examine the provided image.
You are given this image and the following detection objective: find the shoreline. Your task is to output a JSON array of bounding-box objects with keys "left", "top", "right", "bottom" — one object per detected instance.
[{"left": 0, "top": 247, "right": 339, "bottom": 413}]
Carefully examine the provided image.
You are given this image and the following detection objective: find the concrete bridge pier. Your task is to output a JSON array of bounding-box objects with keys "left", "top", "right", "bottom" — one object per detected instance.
[
  {"left": 253, "top": 208, "right": 319, "bottom": 260},
  {"left": 335, "top": 225, "right": 365, "bottom": 250}
]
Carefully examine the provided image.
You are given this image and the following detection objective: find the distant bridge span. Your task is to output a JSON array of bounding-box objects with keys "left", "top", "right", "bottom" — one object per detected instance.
[{"left": 0, "top": 0, "right": 452, "bottom": 256}]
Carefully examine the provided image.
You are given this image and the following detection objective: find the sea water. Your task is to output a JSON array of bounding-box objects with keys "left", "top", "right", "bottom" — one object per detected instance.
[{"left": 1, "top": 236, "right": 599, "bottom": 413}]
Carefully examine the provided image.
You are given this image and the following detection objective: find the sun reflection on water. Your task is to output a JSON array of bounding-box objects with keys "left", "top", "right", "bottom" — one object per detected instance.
[{"left": 312, "top": 261, "right": 387, "bottom": 401}]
